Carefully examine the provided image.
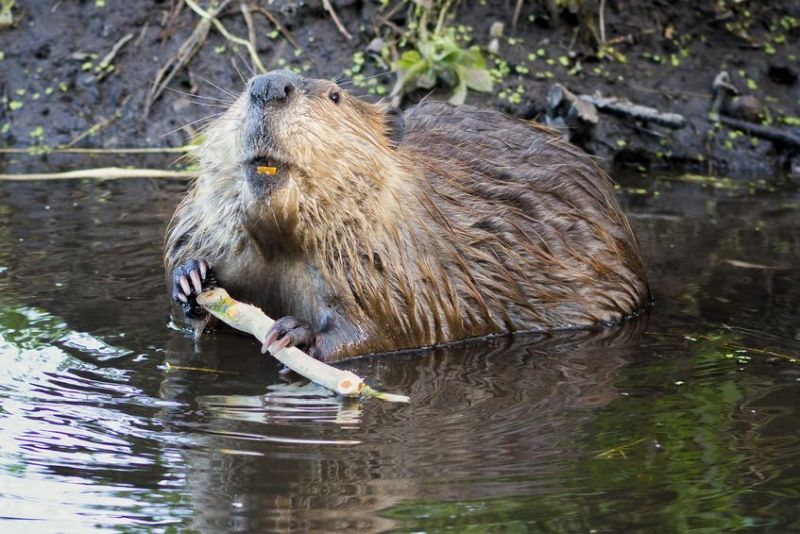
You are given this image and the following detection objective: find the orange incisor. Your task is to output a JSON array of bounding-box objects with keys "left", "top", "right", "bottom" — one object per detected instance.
[{"left": 256, "top": 166, "right": 278, "bottom": 176}]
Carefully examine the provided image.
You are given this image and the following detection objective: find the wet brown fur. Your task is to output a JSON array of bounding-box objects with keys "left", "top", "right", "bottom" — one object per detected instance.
[{"left": 165, "top": 75, "right": 650, "bottom": 361}]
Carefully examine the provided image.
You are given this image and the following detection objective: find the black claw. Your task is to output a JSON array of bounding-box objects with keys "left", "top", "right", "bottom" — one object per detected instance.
[
  {"left": 171, "top": 259, "right": 217, "bottom": 319},
  {"left": 264, "top": 316, "right": 316, "bottom": 354}
]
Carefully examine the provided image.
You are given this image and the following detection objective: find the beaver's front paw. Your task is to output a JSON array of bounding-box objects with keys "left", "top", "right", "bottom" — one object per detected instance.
[
  {"left": 261, "top": 316, "right": 317, "bottom": 357},
  {"left": 172, "top": 259, "right": 217, "bottom": 319}
]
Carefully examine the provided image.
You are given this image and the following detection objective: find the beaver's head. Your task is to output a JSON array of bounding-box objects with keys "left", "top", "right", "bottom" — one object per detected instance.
[{"left": 199, "top": 71, "right": 405, "bottom": 249}]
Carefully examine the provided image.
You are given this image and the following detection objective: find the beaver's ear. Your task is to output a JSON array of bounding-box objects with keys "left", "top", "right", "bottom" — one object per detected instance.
[{"left": 384, "top": 106, "right": 405, "bottom": 148}]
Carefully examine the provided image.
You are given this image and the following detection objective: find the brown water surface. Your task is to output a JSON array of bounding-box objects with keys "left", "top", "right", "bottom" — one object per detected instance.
[{"left": 0, "top": 177, "right": 798, "bottom": 531}]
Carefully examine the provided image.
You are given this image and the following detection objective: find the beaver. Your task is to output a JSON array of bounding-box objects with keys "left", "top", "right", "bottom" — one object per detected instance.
[{"left": 165, "top": 71, "right": 650, "bottom": 362}]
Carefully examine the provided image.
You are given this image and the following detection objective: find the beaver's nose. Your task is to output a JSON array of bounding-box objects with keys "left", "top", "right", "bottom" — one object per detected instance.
[{"left": 249, "top": 73, "right": 295, "bottom": 105}]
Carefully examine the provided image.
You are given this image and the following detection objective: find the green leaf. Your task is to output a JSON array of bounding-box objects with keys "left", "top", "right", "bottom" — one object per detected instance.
[
  {"left": 397, "top": 50, "right": 423, "bottom": 70},
  {"left": 449, "top": 79, "right": 468, "bottom": 105},
  {"left": 459, "top": 65, "right": 493, "bottom": 93},
  {"left": 390, "top": 58, "right": 429, "bottom": 97}
]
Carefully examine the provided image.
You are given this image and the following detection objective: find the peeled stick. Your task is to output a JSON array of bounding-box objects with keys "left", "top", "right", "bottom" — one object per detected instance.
[{"left": 196, "top": 288, "right": 409, "bottom": 403}]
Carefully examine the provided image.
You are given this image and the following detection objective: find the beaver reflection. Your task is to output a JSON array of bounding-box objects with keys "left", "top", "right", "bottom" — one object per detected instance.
[
  {"left": 165, "top": 71, "right": 650, "bottom": 362},
  {"left": 156, "top": 320, "right": 646, "bottom": 531}
]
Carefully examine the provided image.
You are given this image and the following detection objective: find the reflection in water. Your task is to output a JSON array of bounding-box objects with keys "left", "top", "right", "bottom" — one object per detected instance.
[
  {"left": 152, "top": 323, "right": 644, "bottom": 532},
  {"left": 0, "top": 178, "right": 798, "bottom": 531}
]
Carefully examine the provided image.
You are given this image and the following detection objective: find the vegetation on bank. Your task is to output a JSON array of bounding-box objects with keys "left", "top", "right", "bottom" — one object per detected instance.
[{"left": 1, "top": 0, "right": 798, "bottom": 176}]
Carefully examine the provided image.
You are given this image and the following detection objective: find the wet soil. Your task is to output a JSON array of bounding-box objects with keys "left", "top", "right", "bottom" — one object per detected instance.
[{"left": 1, "top": 0, "right": 799, "bottom": 178}]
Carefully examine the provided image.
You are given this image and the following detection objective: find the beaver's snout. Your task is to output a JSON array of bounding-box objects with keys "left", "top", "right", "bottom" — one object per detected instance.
[
  {"left": 241, "top": 72, "right": 304, "bottom": 192},
  {"left": 248, "top": 72, "right": 298, "bottom": 107}
]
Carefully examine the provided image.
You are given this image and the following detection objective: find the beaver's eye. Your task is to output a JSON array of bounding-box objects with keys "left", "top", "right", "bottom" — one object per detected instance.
[{"left": 329, "top": 91, "right": 340, "bottom": 104}]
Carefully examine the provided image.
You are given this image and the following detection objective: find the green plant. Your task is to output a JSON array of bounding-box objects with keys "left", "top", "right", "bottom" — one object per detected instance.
[
  {"left": 0, "top": 0, "right": 16, "bottom": 29},
  {"left": 390, "top": 2, "right": 492, "bottom": 104}
]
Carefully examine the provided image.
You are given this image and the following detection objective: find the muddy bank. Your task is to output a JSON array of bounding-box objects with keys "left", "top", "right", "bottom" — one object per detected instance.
[{"left": 0, "top": 0, "right": 798, "bottom": 179}]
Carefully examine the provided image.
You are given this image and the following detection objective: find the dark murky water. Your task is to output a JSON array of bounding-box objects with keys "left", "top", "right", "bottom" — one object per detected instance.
[{"left": 0, "top": 176, "right": 798, "bottom": 532}]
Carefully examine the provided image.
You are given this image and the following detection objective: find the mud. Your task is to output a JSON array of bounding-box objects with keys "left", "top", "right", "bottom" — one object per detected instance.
[{"left": 0, "top": 0, "right": 798, "bottom": 178}]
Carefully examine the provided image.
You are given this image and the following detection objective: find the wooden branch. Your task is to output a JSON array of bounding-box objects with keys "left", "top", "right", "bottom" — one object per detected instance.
[
  {"left": 0, "top": 146, "right": 196, "bottom": 155},
  {"left": 197, "top": 288, "right": 409, "bottom": 402},
  {"left": 249, "top": 4, "right": 301, "bottom": 50},
  {"left": 579, "top": 93, "right": 687, "bottom": 129},
  {"left": 0, "top": 167, "right": 195, "bottom": 180},
  {"left": 94, "top": 33, "right": 134, "bottom": 82},
  {"left": 719, "top": 115, "right": 800, "bottom": 148},
  {"left": 321, "top": 0, "right": 353, "bottom": 40}
]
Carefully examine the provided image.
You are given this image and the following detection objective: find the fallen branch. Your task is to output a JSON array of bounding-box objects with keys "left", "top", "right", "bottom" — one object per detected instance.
[
  {"left": 0, "top": 145, "right": 196, "bottom": 155},
  {"left": 718, "top": 115, "right": 800, "bottom": 149},
  {"left": 579, "top": 93, "right": 687, "bottom": 129},
  {"left": 197, "top": 287, "right": 409, "bottom": 402},
  {"left": 0, "top": 167, "right": 195, "bottom": 180}
]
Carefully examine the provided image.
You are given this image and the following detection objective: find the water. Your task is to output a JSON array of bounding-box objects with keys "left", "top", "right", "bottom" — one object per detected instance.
[{"left": 0, "top": 176, "right": 798, "bottom": 532}]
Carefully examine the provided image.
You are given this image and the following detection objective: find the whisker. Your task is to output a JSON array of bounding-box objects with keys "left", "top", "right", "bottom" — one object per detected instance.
[
  {"left": 232, "top": 45, "right": 256, "bottom": 80},
  {"left": 165, "top": 87, "right": 234, "bottom": 105},
  {"left": 195, "top": 75, "right": 239, "bottom": 100},
  {"left": 230, "top": 57, "right": 248, "bottom": 86},
  {"left": 161, "top": 112, "right": 225, "bottom": 138}
]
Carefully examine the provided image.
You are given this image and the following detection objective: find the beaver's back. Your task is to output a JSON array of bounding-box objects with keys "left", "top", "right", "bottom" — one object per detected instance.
[{"left": 398, "top": 102, "right": 649, "bottom": 330}]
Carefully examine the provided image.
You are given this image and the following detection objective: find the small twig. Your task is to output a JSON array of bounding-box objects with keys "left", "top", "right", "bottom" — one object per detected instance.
[
  {"left": 598, "top": 0, "right": 607, "bottom": 45},
  {"left": 267, "top": 39, "right": 288, "bottom": 70},
  {"left": 63, "top": 113, "right": 122, "bottom": 148},
  {"left": 94, "top": 32, "right": 134, "bottom": 82},
  {"left": 250, "top": 5, "right": 301, "bottom": 49},
  {"left": 184, "top": 0, "right": 266, "bottom": 73},
  {"left": 0, "top": 167, "right": 195, "bottom": 180},
  {"left": 378, "top": 18, "right": 405, "bottom": 37},
  {"left": 376, "top": 0, "right": 406, "bottom": 27},
  {"left": 164, "top": 362, "right": 239, "bottom": 374},
  {"left": 511, "top": 0, "right": 523, "bottom": 32},
  {"left": 133, "top": 22, "right": 150, "bottom": 48},
  {"left": 239, "top": 2, "right": 259, "bottom": 74},
  {"left": 321, "top": 0, "right": 353, "bottom": 40}
]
